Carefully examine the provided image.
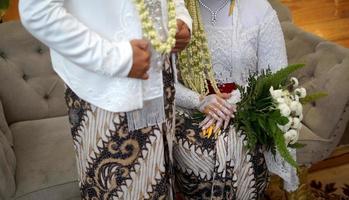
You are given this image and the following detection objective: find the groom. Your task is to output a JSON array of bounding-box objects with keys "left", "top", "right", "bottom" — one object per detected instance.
[{"left": 19, "top": 0, "right": 191, "bottom": 199}]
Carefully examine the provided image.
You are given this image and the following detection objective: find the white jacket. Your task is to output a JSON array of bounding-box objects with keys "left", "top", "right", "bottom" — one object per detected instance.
[{"left": 19, "top": 0, "right": 192, "bottom": 112}]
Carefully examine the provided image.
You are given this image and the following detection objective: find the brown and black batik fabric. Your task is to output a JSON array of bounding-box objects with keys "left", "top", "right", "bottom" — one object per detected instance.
[
  {"left": 65, "top": 59, "right": 175, "bottom": 200},
  {"left": 173, "top": 115, "right": 270, "bottom": 200}
]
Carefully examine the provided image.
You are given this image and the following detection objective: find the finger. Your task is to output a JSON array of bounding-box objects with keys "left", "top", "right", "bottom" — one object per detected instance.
[
  {"left": 171, "top": 46, "right": 182, "bottom": 53},
  {"left": 207, "top": 109, "right": 220, "bottom": 121},
  {"left": 217, "top": 98, "right": 235, "bottom": 112},
  {"left": 202, "top": 118, "right": 215, "bottom": 130},
  {"left": 172, "top": 44, "right": 188, "bottom": 52},
  {"left": 176, "top": 29, "right": 190, "bottom": 39},
  {"left": 214, "top": 120, "right": 223, "bottom": 133},
  {"left": 199, "top": 116, "right": 211, "bottom": 128},
  {"left": 143, "top": 53, "right": 151, "bottom": 70},
  {"left": 136, "top": 39, "right": 149, "bottom": 50},
  {"left": 141, "top": 73, "right": 149, "bottom": 80},
  {"left": 223, "top": 117, "right": 230, "bottom": 130},
  {"left": 174, "top": 40, "right": 190, "bottom": 49},
  {"left": 231, "top": 104, "right": 237, "bottom": 112},
  {"left": 176, "top": 19, "right": 184, "bottom": 31},
  {"left": 143, "top": 59, "right": 151, "bottom": 71},
  {"left": 211, "top": 103, "right": 228, "bottom": 120},
  {"left": 215, "top": 102, "right": 233, "bottom": 117},
  {"left": 144, "top": 49, "right": 152, "bottom": 61}
]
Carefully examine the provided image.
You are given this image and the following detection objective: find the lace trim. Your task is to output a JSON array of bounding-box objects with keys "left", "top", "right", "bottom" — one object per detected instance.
[{"left": 264, "top": 149, "right": 300, "bottom": 192}]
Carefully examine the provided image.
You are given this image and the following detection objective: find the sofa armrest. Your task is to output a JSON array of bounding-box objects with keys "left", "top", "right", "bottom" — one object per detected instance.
[
  {"left": 281, "top": 22, "right": 349, "bottom": 164},
  {"left": 0, "top": 99, "right": 12, "bottom": 146},
  {"left": 0, "top": 99, "right": 16, "bottom": 199},
  {"left": 339, "top": 122, "right": 349, "bottom": 146},
  {"left": 269, "top": 0, "right": 293, "bottom": 23}
]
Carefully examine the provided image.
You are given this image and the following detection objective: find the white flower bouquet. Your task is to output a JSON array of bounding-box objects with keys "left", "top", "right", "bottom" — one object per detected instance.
[
  {"left": 192, "top": 64, "right": 326, "bottom": 167},
  {"left": 229, "top": 64, "right": 326, "bottom": 167},
  {"left": 270, "top": 78, "right": 306, "bottom": 145}
]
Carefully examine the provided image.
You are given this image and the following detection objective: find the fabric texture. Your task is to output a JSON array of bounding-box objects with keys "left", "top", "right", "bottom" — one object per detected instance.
[
  {"left": 0, "top": 22, "right": 67, "bottom": 125},
  {"left": 19, "top": 0, "right": 191, "bottom": 113},
  {"left": 14, "top": 182, "right": 80, "bottom": 200},
  {"left": 0, "top": 96, "right": 16, "bottom": 200},
  {"left": 0, "top": 128, "right": 16, "bottom": 200},
  {"left": 65, "top": 61, "right": 176, "bottom": 199},
  {"left": 10, "top": 116, "right": 79, "bottom": 199},
  {"left": 0, "top": 100, "right": 13, "bottom": 145},
  {"left": 282, "top": 21, "right": 349, "bottom": 165},
  {"left": 174, "top": 0, "right": 298, "bottom": 196},
  {"left": 174, "top": 117, "right": 269, "bottom": 200}
]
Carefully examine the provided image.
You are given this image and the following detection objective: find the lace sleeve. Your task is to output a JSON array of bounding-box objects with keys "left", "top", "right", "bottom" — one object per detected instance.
[
  {"left": 264, "top": 148, "right": 299, "bottom": 192},
  {"left": 175, "top": 82, "right": 201, "bottom": 110},
  {"left": 257, "top": 10, "right": 288, "bottom": 73},
  {"left": 258, "top": 10, "right": 299, "bottom": 192}
]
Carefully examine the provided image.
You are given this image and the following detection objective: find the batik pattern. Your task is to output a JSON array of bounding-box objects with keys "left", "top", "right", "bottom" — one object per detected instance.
[
  {"left": 174, "top": 115, "right": 269, "bottom": 200},
  {"left": 65, "top": 59, "right": 175, "bottom": 200}
]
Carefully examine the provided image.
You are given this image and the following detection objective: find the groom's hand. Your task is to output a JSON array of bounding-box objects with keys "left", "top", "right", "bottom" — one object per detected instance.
[
  {"left": 172, "top": 19, "right": 191, "bottom": 53},
  {"left": 129, "top": 39, "right": 151, "bottom": 80}
]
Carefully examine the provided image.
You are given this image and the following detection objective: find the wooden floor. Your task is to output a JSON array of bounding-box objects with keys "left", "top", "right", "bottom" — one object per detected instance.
[{"left": 282, "top": 0, "right": 349, "bottom": 48}]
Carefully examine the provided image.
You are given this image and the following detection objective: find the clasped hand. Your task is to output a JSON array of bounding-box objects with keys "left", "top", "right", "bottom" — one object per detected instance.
[
  {"left": 128, "top": 20, "right": 190, "bottom": 80},
  {"left": 198, "top": 93, "right": 237, "bottom": 134}
]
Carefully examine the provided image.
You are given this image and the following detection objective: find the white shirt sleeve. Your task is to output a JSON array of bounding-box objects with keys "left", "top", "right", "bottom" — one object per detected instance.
[
  {"left": 18, "top": 0, "right": 133, "bottom": 77},
  {"left": 174, "top": 0, "right": 193, "bottom": 32},
  {"left": 257, "top": 10, "right": 288, "bottom": 73}
]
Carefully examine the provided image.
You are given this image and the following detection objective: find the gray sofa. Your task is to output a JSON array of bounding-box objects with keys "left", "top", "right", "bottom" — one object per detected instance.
[
  {"left": 269, "top": 0, "right": 349, "bottom": 165},
  {"left": 0, "top": 22, "right": 80, "bottom": 200},
  {"left": 0, "top": 1, "right": 349, "bottom": 200}
]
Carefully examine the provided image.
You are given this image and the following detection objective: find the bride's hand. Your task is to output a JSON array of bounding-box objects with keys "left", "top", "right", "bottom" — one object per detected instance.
[
  {"left": 199, "top": 116, "right": 225, "bottom": 136},
  {"left": 198, "top": 94, "right": 235, "bottom": 122},
  {"left": 199, "top": 93, "right": 237, "bottom": 134},
  {"left": 199, "top": 112, "right": 233, "bottom": 134}
]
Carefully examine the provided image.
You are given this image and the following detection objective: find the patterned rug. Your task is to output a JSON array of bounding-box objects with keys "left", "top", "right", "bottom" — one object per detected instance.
[
  {"left": 309, "top": 180, "right": 349, "bottom": 199},
  {"left": 266, "top": 145, "right": 349, "bottom": 200},
  {"left": 308, "top": 152, "right": 349, "bottom": 200}
]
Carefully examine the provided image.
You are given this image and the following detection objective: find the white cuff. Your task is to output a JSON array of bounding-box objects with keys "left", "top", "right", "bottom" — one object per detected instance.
[{"left": 108, "top": 41, "right": 133, "bottom": 77}]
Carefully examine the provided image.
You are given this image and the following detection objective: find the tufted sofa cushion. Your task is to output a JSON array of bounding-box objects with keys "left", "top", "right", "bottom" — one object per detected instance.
[
  {"left": 10, "top": 116, "right": 79, "bottom": 200},
  {"left": 0, "top": 21, "right": 80, "bottom": 200},
  {"left": 0, "top": 100, "right": 16, "bottom": 200},
  {"left": 0, "top": 21, "right": 67, "bottom": 125},
  {"left": 281, "top": 21, "right": 349, "bottom": 164}
]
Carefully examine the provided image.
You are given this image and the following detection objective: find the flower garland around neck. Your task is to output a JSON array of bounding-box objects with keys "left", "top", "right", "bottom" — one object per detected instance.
[
  {"left": 134, "top": 0, "right": 177, "bottom": 54},
  {"left": 178, "top": 0, "right": 220, "bottom": 96}
]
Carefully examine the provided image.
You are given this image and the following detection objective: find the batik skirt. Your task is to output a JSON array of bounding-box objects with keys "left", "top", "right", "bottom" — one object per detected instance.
[
  {"left": 65, "top": 60, "right": 175, "bottom": 200},
  {"left": 173, "top": 114, "right": 270, "bottom": 200}
]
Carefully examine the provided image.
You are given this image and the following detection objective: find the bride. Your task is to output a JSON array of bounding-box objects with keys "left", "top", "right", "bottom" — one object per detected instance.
[{"left": 174, "top": 0, "right": 298, "bottom": 199}]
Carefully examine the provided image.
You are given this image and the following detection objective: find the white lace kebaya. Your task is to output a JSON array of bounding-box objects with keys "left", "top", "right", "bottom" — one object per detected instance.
[{"left": 175, "top": 0, "right": 299, "bottom": 192}]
